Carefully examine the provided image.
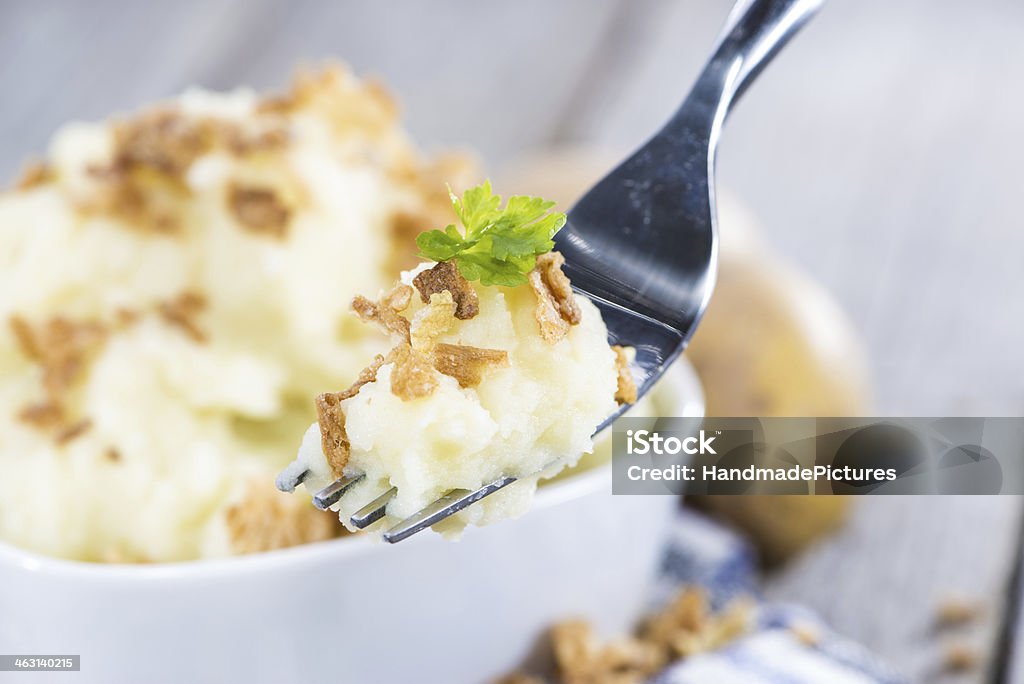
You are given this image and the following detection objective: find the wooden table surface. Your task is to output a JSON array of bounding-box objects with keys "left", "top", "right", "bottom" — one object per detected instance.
[{"left": 2, "top": 2, "right": 1022, "bottom": 681}]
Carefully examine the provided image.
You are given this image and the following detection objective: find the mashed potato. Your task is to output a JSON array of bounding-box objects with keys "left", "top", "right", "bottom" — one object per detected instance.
[
  {"left": 0, "top": 66, "right": 473, "bottom": 562},
  {"left": 286, "top": 255, "right": 631, "bottom": 538}
]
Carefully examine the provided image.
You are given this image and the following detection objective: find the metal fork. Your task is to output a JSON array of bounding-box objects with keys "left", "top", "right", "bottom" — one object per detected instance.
[{"left": 277, "top": 0, "right": 824, "bottom": 542}]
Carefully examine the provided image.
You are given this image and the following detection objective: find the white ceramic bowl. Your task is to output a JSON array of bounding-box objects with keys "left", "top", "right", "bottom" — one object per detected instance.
[{"left": 0, "top": 360, "right": 702, "bottom": 684}]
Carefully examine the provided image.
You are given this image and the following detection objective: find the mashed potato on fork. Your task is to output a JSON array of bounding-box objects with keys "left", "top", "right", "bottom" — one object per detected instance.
[{"left": 288, "top": 250, "right": 634, "bottom": 537}]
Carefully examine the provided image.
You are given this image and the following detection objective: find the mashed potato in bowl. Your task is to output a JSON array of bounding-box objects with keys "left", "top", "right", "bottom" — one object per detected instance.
[
  {"left": 0, "top": 66, "right": 474, "bottom": 562},
  {"left": 0, "top": 64, "right": 658, "bottom": 561}
]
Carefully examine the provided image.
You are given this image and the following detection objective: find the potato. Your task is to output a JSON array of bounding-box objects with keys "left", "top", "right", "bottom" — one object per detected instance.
[
  {"left": 501, "top": 149, "right": 872, "bottom": 564},
  {"left": 688, "top": 195, "right": 871, "bottom": 417}
]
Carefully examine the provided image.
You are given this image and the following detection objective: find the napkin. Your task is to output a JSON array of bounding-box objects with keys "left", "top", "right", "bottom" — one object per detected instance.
[{"left": 649, "top": 508, "right": 907, "bottom": 684}]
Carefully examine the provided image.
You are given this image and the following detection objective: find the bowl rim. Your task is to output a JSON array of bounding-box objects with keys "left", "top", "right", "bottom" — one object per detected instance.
[{"left": 0, "top": 359, "right": 703, "bottom": 582}]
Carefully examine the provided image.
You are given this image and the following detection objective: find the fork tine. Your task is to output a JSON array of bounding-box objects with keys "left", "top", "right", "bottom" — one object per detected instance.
[
  {"left": 275, "top": 464, "right": 310, "bottom": 493},
  {"left": 312, "top": 474, "right": 364, "bottom": 510},
  {"left": 350, "top": 487, "right": 397, "bottom": 529},
  {"left": 382, "top": 475, "right": 517, "bottom": 544}
]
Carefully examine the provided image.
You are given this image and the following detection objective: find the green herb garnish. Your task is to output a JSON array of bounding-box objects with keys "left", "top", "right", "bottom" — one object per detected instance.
[{"left": 415, "top": 181, "right": 566, "bottom": 287}]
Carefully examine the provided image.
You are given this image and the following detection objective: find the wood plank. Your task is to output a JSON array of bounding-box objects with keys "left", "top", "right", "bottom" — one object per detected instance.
[
  {"left": 760, "top": 498, "right": 1023, "bottom": 681},
  {"left": 1000, "top": 538, "right": 1024, "bottom": 683},
  {"left": 0, "top": 0, "right": 622, "bottom": 180}
]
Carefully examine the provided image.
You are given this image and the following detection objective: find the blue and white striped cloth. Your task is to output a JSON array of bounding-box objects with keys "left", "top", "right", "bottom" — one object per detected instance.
[{"left": 649, "top": 509, "right": 907, "bottom": 684}]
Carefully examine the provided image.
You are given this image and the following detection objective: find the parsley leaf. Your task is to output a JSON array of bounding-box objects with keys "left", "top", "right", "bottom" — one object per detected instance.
[{"left": 416, "top": 180, "right": 566, "bottom": 287}]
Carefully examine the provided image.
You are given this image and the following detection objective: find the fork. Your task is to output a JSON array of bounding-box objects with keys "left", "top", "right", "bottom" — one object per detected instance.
[{"left": 276, "top": 0, "right": 824, "bottom": 542}]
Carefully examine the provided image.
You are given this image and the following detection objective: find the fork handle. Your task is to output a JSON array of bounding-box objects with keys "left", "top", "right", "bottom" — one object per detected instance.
[{"left": 680, "top": 0, "right": 824, "bottom": 133}]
